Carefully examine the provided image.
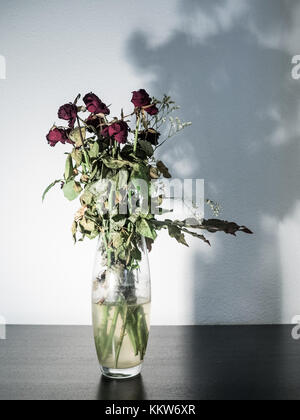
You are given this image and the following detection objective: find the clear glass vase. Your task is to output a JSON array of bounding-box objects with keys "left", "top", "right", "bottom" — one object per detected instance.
[{"left": 92, "top": 234, "right": 151, "bottom": 379}]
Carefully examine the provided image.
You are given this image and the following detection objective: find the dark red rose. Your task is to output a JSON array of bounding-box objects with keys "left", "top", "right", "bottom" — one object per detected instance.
[
  {"left": 46, "top": 127, "right": 71, "bottom": 147},
  {"left": 108, "top": 121, "right": 129, "bottom": 144},
  {"left": 139, "top": 129, "right": 161, "bottom": 146},
  {"left": 58, "top": 103, "right": 78, "bottom": 128},
  {"left": 145, "top": 104, "right": 159, "bottom": 116},
  {"left": 131, "top": 89, "right": 151, "bottom": 108},
  {"left": 83, "top": 93, "right": 110, "bottom": 115}
]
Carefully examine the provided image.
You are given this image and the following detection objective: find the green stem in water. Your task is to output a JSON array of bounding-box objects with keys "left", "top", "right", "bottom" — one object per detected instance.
[
  {"left": 127, "top": 320, "right": 138, "bottom": 356},
  {"left": 137, "top": 311, "right": 144, "bottom": 360},
  {"left": 102, "top": 304, "right": 120, "bottom": 361},
  {"left": 115, "top": 304, "right": 128, "bottom": 368},
  {"left": 101, "top": 305, "right": 109, "bottom": 337},
  {"left": 96, "top": 305, "right": 109, "bottom": 356},
  {"left": 140, "top": 308, "right": 149, "bottom": 360}
]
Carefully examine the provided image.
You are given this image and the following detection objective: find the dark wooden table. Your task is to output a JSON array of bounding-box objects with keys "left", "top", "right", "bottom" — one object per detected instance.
[{"left": 0, "top": 325, "right": 299, "bottom": 400}]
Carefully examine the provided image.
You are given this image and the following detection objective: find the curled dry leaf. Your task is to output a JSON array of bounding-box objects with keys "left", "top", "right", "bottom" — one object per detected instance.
[
  {"left": 156, "top": 161, "right": 172, "bottom": 178},
  {"left": 75, "top": 205, "right": 87, "bottom": 222},
  {"left": 199, "top": 219, "right": 253, "bottom": 236},
  {"left": 149, "top": 167, "right": 160, "bottom": 179}
]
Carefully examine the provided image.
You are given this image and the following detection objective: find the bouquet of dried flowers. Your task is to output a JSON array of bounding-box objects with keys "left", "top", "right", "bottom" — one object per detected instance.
[{"left": 44, "top": 89, "right": 252, "bottom": 270}]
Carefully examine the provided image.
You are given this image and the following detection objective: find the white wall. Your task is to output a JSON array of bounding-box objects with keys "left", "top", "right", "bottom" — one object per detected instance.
[{"left": 0, "top": 0, "right": 299, "bottom": 325}]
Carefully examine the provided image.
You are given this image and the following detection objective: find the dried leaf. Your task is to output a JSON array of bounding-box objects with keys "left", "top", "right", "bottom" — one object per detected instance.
[
  {"left": 157, "top": 161, "right": 172, "bottom": 178},
  {"left": 200, "top": 219, "right": 253, "bottom": 236},
  {"left": 150, "top": 167, "right": 159, "bottom": 179},
  {"left": 64, "top": 154, "right": 73, "bottom": 181},
  {"left": 69, "top": 127, "right": 86, "bottom": 148},
  {"left": 42, "top": 180, "right": 61, "bottom": 202}
]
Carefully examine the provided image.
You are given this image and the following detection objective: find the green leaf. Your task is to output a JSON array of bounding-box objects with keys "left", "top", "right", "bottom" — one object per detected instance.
[
  {"left": 71, "top": 149, "right": 83, "bottom": 167},
  {"left": 111, "top": 232, "right": 123, "bottom": 249},
  {"left": 181, "top": 228, "right": 211, "bottom": 246},
  {"left": 138, "top": 140, "right": 154, "bottom": 157},
  {"left": 103, "top": 157, "right": 132, "bottom": 170},
  {"left": 168, "top": 224, "right": 189, "bottom": 247},
  {"left": 64, "top": 154, "right": 74, "bottom": 181},
  {"left": 69, "top": 127, "right": 86, "bottom": 148},
  {"left": 80, "top": 190, "right": 93, "bottom": 206},
  {"left": 63, "top": 180, "right": 82, "bottom": 201},
  {"left": 82, "top": 149, "right": 91, "bottom": 171},
  {"left": 111, "top": 214, "right": 127, "bottom": 229},
  {"left": 132, "top": 164, "right": 149, "bottom": 180},
  {"left": 42, "top": 180, "right": 61, "bottom": 202},
  {"left": 79, "top": 217, "right": 95, "bottom": 233},
  {"left": 89, "top": 141, "right": 100, "bottom": 158},
  {"left": 130, "top": 246, "right": 142, "bottom": 262},
  {"left": 128, "top": 213, "right": 139, "bottom": 224},
  {"left": 136, "top": 218, "right": 157, "bottom": 240},
  {"left": 130, "top": 164, "right": 150, "bottom": 191},
  {"left": 72, "top": 221, "right": 77, "bottom": 243},
  {"left": 89, "top": 159, "right": 100, "bottom": 180}
]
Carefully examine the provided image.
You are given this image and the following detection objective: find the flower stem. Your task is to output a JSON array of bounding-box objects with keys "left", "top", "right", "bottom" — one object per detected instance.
[
  {"left": 113, "top": 140, "right": 118, "bottom": 158},
  {"left": 115, "top": 304, "right": 128, "bottom": 368},
  {"left": 102, "top": 304, "right": 120, "bottom": 361},
  {"left": 133, "top": 113, "right": 141, "bottom": 155},
  {"left": 76, "top": 116, "right": 91, "bottom": 173}
]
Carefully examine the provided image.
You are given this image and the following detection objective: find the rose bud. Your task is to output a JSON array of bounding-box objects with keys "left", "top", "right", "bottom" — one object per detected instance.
[
  {"left": 139, "top": 129, "right": 161, "bottom": 146},
  {"left": 131, "top": 89, "right": 151, "bottom": 108},
  {"left": 108, "top": 121, "right": 129, "bottom": 144},
  {"left": 83, "top": 93, "right": 110, "bottom": 115},
  {"left": 58, "top": 103, "right": 78, "bottom": 128},
  {"left": 145, "top": 104, "right": 159, "bottom": 116},
  {"left": 46, "top": 127, "right": 71, "bottom": 147}
]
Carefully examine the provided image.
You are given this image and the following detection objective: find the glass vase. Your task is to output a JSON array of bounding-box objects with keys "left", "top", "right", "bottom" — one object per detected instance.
[{"left": 92, "top": 234, "right": 151, "bottom": 379}]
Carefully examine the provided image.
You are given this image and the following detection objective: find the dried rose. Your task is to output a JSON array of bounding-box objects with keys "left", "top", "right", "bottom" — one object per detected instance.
[
  {"left": 108, "top": 121, "right": 129, "bottom": 144},
  {"left": 46, "top": 127, "right": 71, "bottom": 147},
  {"left": 101, "top": 125, "right": 110, "bottom": 138},
  {"left": 58, "top": 103, "right": 78, "bottom": 128},
  {"left": 83, "top": 93, "right": 110, "bottom": 115},
  {"left": 131, "top": 89, "right": 151, "bottom": 108},
  {"left": 86, "top": 115, "right": 101, "bottom": 132},
  {"left": 145, "top": 104, "right": 159, "bottom": 116}
]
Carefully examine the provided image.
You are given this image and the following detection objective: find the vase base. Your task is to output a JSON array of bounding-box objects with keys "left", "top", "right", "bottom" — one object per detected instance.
[{"left": 101, "top": 364, "right": 142, "bottom": 380}]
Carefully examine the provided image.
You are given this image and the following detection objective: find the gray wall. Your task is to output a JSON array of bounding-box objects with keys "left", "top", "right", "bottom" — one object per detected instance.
[{"left": 0, "top": 0, "right": 299, "bottom": 325}]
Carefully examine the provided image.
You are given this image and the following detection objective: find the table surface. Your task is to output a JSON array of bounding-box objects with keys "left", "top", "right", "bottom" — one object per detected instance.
[{"left": 0, "top": 325, "right": 299, "bottom": 400}]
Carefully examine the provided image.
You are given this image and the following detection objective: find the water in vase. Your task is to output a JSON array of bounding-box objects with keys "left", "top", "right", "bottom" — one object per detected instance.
[{"left": 93, "top": 299, "right": 151, "bottom": 369}]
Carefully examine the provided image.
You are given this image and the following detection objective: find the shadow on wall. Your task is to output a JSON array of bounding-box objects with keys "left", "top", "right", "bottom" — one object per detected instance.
[{"left": 127, "top": 0, "right": 300, "bottom": 324}]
